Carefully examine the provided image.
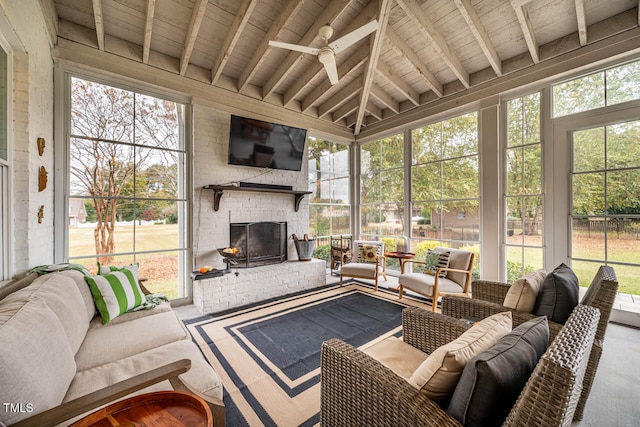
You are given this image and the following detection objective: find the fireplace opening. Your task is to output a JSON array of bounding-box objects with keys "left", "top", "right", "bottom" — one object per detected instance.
[{"left": 230, "top": 221, "right": 287, "bottom": 267}]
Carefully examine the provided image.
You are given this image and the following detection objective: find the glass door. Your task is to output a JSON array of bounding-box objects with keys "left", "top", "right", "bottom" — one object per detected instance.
[{"left": 570, "top": 120, "right": 640, "bottom": 297}]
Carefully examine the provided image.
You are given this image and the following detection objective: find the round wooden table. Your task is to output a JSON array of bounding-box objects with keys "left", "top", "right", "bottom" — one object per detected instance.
[
  {"left": 384, "top": 252, "right": 416, "bottom": 292},
  {"left": 70, "top": 391, "right": 212, "bottom": 427}
]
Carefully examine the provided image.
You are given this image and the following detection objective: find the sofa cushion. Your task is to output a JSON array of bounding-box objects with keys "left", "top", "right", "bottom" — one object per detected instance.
[
  {"left": 534, "top": 263, "right": 579, "bottom": 324},
  {"left": 58, "top": 270, "right": 98, "bottom": 322},
  {"left": 66, "top": 340, "right": 223, "bottom": 403},
  {"left": 363, "top": 336, "right": 429, "bottom": 381},
  {"left": 447, "top": 316, "right": 549, "bottom": 427},
  {"left": 4, "top": 271, "right": 91, "bottom": 354},
  {"left": 503, "top": 269, "right": 547, "bottom": 312},
  {"left": 409, "top": 311, "right": 512, "bottom": 401},
  {"left": 88, "top": 301, "right": 172, "bottom": 328},
  {"left": 75, "top": 309, "right": 189, "bottom": 371},
  {"left": 85, "top": 264, "right": 145, "bottom": 324},
  {"left": 0, "top": 272, "right": 39, "bottom": 301},
  {"left": 0, "top": 298, "right": 76, "bottom": 425}
]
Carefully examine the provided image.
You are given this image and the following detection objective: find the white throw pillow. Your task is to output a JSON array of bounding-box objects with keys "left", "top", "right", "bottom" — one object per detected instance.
[
  {"left": 85, "top": 264, "right": 145, "bottom": 324},
  {"left": 503, "top": 269, "right": 547, "bottom": 312},
  {"left": 425, "top": 248, "right": 451, "bottom": 278},
  {"left": 408, "top": 311, "right": 513, "bottom": 400}
]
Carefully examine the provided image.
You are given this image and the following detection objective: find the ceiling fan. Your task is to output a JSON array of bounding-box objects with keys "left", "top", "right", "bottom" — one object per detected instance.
[{"left": 268, "top": 20, "right": 379, "bottom": 85}]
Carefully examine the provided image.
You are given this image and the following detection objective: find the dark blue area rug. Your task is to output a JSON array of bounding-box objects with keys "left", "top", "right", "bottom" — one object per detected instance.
[{"left": 184, "top": 284, "right": 421, "bottom": 427}]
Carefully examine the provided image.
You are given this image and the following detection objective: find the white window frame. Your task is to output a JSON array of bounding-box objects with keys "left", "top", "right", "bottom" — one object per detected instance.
[
  {"left": 0, "top": 32, "right": 13, "bottom": 282},
  {"left": 54, "top": 67, "right": 193, "bottom": 302}
]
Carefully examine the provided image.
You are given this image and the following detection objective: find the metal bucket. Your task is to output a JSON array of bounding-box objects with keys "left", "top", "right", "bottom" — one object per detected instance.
[{"left": 294, "top": 240, "right": 315, "bottom": 261}]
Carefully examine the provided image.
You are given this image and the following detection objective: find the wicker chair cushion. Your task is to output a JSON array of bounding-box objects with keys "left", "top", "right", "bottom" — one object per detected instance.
[
  {"left": 533, "top": 263, "right": 579, "bottom": 324},
  {"left": 363, "top": 336, "right": 428, "bottom": 381},
  {"left": 503, "top": 269, "right": 547, "bottom": 312},
  {"left": 408, "top": 311, "right": 512, "bottom": 400},
  {"left": 447, "top": 316, "right": 549, "bottom": 427}
]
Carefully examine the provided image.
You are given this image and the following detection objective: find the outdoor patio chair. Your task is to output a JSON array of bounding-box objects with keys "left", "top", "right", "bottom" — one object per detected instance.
[
  {"left": 441, "top": 264, "right": 618, "bottom": 421},
  {"left": 321, "top": 304, "right": 599, "bottom": 427},
  {"left": 339, "top": 240, "right": 387, "bottom": 291},
  {"left": 398, "top": 247, "right": 475, "bottom": 311}
]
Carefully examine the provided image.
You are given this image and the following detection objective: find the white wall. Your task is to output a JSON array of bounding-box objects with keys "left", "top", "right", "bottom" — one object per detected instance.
[
  {"left": 2, "top": 0, "right": 55, "bottom": 275},
  {"left": 192, "top": 104, "right": 311, "bottom": 271}
]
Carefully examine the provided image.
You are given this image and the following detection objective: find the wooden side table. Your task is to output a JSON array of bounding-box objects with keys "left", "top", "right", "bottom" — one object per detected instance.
[
  {"left": 384, "top": 252, "right": 416, "bottom": 292},
  {"left": 70, "top": 390, "right": 212, "bottom": 427}
]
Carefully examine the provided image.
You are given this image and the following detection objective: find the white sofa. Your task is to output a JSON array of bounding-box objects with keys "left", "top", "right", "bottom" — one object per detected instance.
[{"left": 0, "top": 270, "right": 224, "bottom": 426}]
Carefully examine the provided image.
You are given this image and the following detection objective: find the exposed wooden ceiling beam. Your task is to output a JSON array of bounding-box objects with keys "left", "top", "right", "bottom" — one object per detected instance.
[
  {"left": 318, "top": 79, "right": 362, "bottom": 118},
  {"left": 395, "top": 0, "right": 470, "bottom": 88},
  {"left": 366, "top": 101, "right": 383, "bottom": 120},
  {"left": 237, "top": 0, "right": 302, "bottom": 92},
  {"left": 370, "top": 84, "right": 399, "bottom": 114},
  {"left": 282, "top": 0, "right": 378, "bottom": 107},
  {"left": 354, "top": 0, "right": 393, "bottom": 135},
  {"left": 332, "top": 96, "right": 360, "bottom": 123},
  {"left": 211, "top": 0, "right": 258, "bottom": 85},
  {"left": 142, "top": 0, "right": 156, "bottom": 64},
  {"left": 262, "top": 0, "right": 352, "bottom": 99},
  {"left": 375, "top": 60, "right": 419, "bottom": 106},
  {"left": 92, "top": 0, "right": 104, "bottom": 51},
  {"left": 301, "top": 47, "right": 368, "bottom": 112},
  {"left": 575, "top": 0, "right": 588, "bottom": 46},
  {"left": 180, "top": 0, "right": 208, "bottom": 76},
  {"left": 385, "top": 27, "right": 443, "bottom": 97},
  {"left": 510, "top": 0, "right": 539, "bottom": 63},
  {"left": 454, "top": 0, "right": 502, "bottom": 76}
]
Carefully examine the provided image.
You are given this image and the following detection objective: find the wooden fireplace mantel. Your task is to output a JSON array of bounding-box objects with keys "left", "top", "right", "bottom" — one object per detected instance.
[{"left": 203, "top": 185, "right": 312, "bottom": 212}]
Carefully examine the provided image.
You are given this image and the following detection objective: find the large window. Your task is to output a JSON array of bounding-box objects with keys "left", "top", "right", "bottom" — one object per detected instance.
[
  {"left": 571, "top": 121, "right": 640, "bottom": 294},
  {"left": 411, "top": 112, "right": 480, "bottom": 275},
  {"left": 553, "top": 60, "right": 640, "bottom": 117},
  {"left": 360, "top": 133, "right": 404, "bottom": 269},
  {"left": 308, "top": 137, "right": 350, "bottom": 259},
  {"left": 505, "top": 93, "right": 544, "bottom": 281},
  {"left": 66, "top": 77, "right": 188, "bottom": 300}
]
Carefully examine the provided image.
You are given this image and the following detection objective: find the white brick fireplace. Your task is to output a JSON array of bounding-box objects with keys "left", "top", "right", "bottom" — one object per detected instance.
[{"left": 191, "top": 105, "right": 326, "bottom": 313}]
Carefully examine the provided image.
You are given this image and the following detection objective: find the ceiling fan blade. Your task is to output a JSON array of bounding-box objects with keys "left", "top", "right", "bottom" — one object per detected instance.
[
  {"left": 268, "top": 40, "right": 320, "bottom": 56},
  {"left": 323, "top": 60, "right": 339, "bottom": 85},
  {"left": 329, "top": 19, "right": 379, "bottom": 55}
]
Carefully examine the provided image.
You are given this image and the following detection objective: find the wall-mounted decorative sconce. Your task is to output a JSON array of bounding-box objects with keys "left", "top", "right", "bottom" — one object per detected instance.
[
  {"left": 38, "top": 166, "right": 48, "bottom": 192},
  {"left": 37, "top": 205, "right": 44, "bottom": 224},
  {"left": 37, "top": 137, "right": 45, "bottom": 156}
]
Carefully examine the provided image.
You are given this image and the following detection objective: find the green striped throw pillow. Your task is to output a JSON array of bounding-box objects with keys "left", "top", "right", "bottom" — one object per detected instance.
[
  {"left": 97, "top": 262, "right": 137, "bottom": 275},
  {"left": 86, "top": 265, "right": 145, "bottom": 324}
]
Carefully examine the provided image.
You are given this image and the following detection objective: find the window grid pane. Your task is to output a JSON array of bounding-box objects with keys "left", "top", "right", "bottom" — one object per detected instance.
[
  {"left": 67, "top": 77, "right": 187, "bottom": 300},
  {"left": 308, "top": 138, "right": 351, "bottom": 265},
  {"left": 505, "top": 93, "right": 543, "bottom": 279},
  {"left": 571, "top": 121, "right": 640, "bottom": 292},
  {"left": 411, "top": 112, "right": 479, "bottom": 271}
]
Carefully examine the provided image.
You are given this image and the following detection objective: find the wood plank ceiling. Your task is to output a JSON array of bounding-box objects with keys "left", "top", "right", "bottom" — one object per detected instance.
[{"left": 52, "top": 0, "right": 639, "bottom": 137}]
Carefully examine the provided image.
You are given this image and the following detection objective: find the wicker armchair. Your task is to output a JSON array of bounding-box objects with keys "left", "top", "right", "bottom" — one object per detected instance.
[
  {"left": 441, "top": 265, "right": 618, "bottom": 421},
  {"left": 321, "top": 304, "right": 599, "bottom": 427}
]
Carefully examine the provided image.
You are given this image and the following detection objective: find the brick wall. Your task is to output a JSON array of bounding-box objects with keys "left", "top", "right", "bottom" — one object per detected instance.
[
  {"left": 5, "top": 1, "right": 55, "bottom": 274},
  {"left": 192, "top": 105, "right": 312, "bottom": 269}
]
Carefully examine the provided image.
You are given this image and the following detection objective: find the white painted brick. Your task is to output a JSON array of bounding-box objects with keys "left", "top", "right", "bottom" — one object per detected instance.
[{"left": 192, "top": 259, "right": 326, "bottom": 314}]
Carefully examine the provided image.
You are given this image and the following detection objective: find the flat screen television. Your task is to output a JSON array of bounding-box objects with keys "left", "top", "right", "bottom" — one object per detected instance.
[{"left": 227, "top": 114, "right": 308, "bottom": 171}]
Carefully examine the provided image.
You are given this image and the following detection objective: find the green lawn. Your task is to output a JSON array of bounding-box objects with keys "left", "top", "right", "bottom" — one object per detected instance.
[
  {"left": 70, "top": 224, "right": 639, "bottom": 298},
  {"left": 69, "top": 224, "right": 181, "bottom": 300}
]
